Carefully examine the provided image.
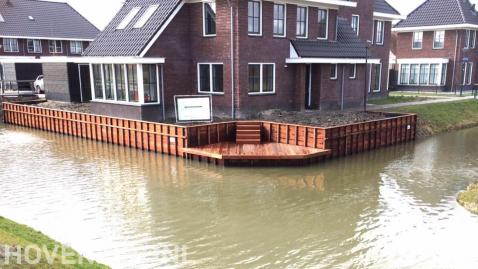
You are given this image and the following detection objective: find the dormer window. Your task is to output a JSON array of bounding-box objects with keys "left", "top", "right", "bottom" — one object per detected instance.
[
  {"left": 134, "top": 4, "right": 159, "bottom": 28},
  {"left": 117, "top": 7, "right": 141, "bottom": 30},
  {"left": 203, "top": 1, "right": 216, "bottom": 36}
]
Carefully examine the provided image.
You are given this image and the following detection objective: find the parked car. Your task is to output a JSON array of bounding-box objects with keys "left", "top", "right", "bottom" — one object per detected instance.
[{"left": 34, "top": 75, "right": 44, "bottom": 93}]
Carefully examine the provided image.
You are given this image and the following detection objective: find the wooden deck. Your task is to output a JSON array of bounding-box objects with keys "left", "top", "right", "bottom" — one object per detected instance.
[{"left": 183, "top": 142, "right": 331, "bottom": 166}]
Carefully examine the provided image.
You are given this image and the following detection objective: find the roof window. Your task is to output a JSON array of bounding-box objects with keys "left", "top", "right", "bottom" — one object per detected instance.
[
  {"left": 133, "top": 4, "right": 159, "bottom": 28},
  {"left": 28, "top": 16, "right": 35, "bottom": 21},
  {"left": 0, "top": 13, "right": 4, "bottom": 22},
  {"left": 117, "top": 7, "right": 141, "bottom": 30}
]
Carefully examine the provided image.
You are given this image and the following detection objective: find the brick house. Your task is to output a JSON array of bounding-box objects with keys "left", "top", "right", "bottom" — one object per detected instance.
[
  {"left": 393, "top": 0, "right": 478, "bottom": 92},
  {"left": 83, "top": 0, "right": 401, "bottom": 121},
  {"left": 0, "top": 0, "right": 99, "bottom": 101}
]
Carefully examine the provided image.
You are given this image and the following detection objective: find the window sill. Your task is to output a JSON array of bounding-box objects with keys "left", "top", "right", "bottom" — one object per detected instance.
[
  {"left": 296, "top": 36, "right": 308, "bottom": 39},
  {"left": 91, "top": 100, "right": 161, "bottom": 107},
  {"left": 248, "top": 33, "right": 262, "bottom": 37},
  {"left": 273, "top": 35, "right": 286, "bottom": 38},
  {"left": 317, "top": 37, "right": 328, "bottom": 40},
  {"left": 203, "top": 34, "right": 217, "bottom": 38},
  {"left": 198, "top": 91, "right": 224, "bottom": 95},
  {"left": 248, "top": 92, "right": 276, "bottom": 96}
]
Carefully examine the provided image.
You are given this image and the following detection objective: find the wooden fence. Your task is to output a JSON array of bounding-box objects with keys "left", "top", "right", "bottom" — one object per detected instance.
[
  {"left": 2, "top": 102, "right": 417, "bottom": 163},
  {"left": 2, "top": 103, "right": 188, "bottom": 157}
]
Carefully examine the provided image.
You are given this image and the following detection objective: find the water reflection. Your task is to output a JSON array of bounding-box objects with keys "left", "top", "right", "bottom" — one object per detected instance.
[{"left": 0, "top": 124, "right": 477, "bottom": 269}]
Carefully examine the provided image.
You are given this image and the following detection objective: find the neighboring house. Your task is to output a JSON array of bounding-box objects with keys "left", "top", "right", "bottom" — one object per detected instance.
[
  {"left": 393, "top": 0, "right": 478, "bottom": 92},
  {"left": 0, "top": 0, "right": 99, "bottom": 101},
  {"left": 82, "top": 0, "right": 401, "bottom": 121}
]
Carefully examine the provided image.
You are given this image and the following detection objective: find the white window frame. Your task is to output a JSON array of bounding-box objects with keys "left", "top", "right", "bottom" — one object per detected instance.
[
  {"left": 296, "top": 5, "right": 308, "bottom": 39},
  {"left": 428, "top": 64, "right": 440, "bottom": 85},
  {"left": 27, "top": 39, "right": 42, "bottom": 53},
  {"left": 463, "top": 62, "right": 473, "bottom": 85},
  {"left": 3, "top": 38, "right": 19, "bottom": 52},
  {"left": 349, "top": 64, "right": 357, "bottom": 79},
  {"left": 369, "top": 63, "right": 382, "bottom": 92},
  {"left": 398, "top": 64, "right": 410, "bottom": 85},
  {"left": 374, "top": 20, "right": 384, "bottom": 45},
  {"left": 202, "top": 1, "right": 217, "bottom": 37},
  {"left": 330, "top": 64, "right": 338, "bottom": 80},
  {"left": 412, "top": 31, "right": 422, "bottom": 50},
  {"left": 117, "top": 7, "right": 141, "bottom": 30},
  {"left": 48, "top": 40, "right": 63, "bottom": 53},
  {"left": 90, "top": 63, "right": 161, "bottom": 105},
  {"left": 133, "top": 4, "right": 159, "bottom": 28},
  {"left": 317, "top": 8, "right": 328, "bottom": 40},
  {"left": 248, "top": 63, "right": 276, "bottom": 95},
  {"left": 248, "top": 0, "right": 262, "bottom": 36},
  {"left": 433, "top": 30, "right": 445, "bottom": 49},
  {"left": 197, "top": 62, "right": 224, "bottom": 95},
  {"left": 70, "top": 41, "right": 83, "bottom": 54},
  {"left": 351, "top": 14, "right": 360, "bottom": 36},
  {"left": 273, "top": 3, "right": 287, "bottom": 38}
]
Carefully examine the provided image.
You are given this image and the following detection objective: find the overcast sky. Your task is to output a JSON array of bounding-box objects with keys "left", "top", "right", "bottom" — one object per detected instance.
[{"left": 49, "top": 0, "right": 478, "bottom": 30}]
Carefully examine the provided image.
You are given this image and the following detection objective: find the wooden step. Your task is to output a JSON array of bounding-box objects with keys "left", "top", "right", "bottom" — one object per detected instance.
[
  {"left": 236, "top": 139, "right": 261, "bottom": 145},
  {"left": 236, "top": 134, "right": 261, "bottom": 139},
  {"left": 237, "top": 129, "right": 260, "bottom": 135}
]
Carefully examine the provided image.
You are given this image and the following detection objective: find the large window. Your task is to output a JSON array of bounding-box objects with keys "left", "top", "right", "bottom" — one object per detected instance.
[
  {"left": 409, "top": 64, "right": 419, "bottom": 85},
  {"left": 198, "top": 63, "right": 223, "bottom": 93},
  {"left": 370, "top": 64, "right": 382, "bottom": 92},
  {"left": 464, "top": 30, "right": 476, "bottom": 49},
  {"left": 399, "top": 64, "right": 410, "bottom": 85},
  {"left": 70, "top": 41, "right": 83, "bottom": 54},
  {"left": 351, "top": 15, "right": 359, "bottom": 35},
  {"left": 103, "top": 64, "right": 114, "bottom": 100},
  {"left": 248, "top": 64, "right": 275, "bottom": 94},
  {"left": 127, "top": 64, "right": 139, "bottom": 102},
  {"left": 374, "top": 20, "right": 384, "bottom": 45},
  {"left": 143, "top": 64, "right": 158, "bottom": 103},
  {"left": 248, "top": 0, "right": 261, "bottom": 35},
  {"left": 433, "top": 31, "right": 445, "bottom": 49},
  {"left": 317, "top": 9, "right": 328, "bottom": 39},
  {"left": 462, "top": 62, "right": 473, "bottom": 85},
  {"left": 27, "top": 39, "right": 42, "bottom": 53},
  {"left": 412, "top": 32, "right": 422, "bottom": 49},
  {"left": 429, "top": 64, "right": 440, "bottom": 85},
  {"left": 273, "top": 3, "right": 285, "bottom": 37},
  {"left": 91, "top": 63, "right": 161, "bottom": 104},
  {"left": 296, "top": 6, "right": 307, "bottom": 38},
  {"left": 419, "top": 64, "right": 430, "bottom": 85},
  {"left": 48, "top": 40, "right": 62, "bottom": 53},
  {"left": 3, "top": 38, "right": 18, "bottom": 52},
  {"left": 203, "top": 1, "right": 216, "bottom": 36},
  {"left": 92, "top": 64, "right": 103, "bottom": 99},
  {"left": 114, "top": 64, "right": 127, "bottom": 101},
  {"left": 399, "top": 63, "right": 448, "bottom": 86}
]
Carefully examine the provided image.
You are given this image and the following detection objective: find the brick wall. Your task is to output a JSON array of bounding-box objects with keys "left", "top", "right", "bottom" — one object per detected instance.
[{"left": 0, "top": 38, "right": 89, "bottom": 57}]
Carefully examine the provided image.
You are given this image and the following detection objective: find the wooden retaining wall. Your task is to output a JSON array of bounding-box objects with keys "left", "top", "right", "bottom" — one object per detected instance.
[
  {"left": 2, "top": 103, "right": 188, "bottom": 157},
  {"left": 2, "top": 102, "right": 417, "bottom": 164}
]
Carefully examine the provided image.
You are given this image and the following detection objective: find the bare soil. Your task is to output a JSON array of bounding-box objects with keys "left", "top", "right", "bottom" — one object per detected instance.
[
  {"left": 258, "top": 109, "right": 390, "bottom": 127},
  {"left": 34, "top": 101, "right": 92, "bottom": 114}
]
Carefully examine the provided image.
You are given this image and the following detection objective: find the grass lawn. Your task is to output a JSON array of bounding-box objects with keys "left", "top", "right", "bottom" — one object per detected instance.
[
  {"left": 368, "top": 95, "right": 430, "bottom": 105},
  {"left": 0, "top": 216, "right": 109, "bottom": 268},
  {"left": 458, "top": 183, "right": 478, "bottom": 214},
  {"left": 392, "top": 100, "right": 478, "bottom": 137}
]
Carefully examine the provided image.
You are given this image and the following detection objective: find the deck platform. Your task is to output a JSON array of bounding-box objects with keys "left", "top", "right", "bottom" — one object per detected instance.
[{"left": 183, "top": 142, "right": 331, "bottom": 166}]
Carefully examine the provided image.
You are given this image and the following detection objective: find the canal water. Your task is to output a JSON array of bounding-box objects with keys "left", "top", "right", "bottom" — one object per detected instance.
[{"left": 0, "top": 123, "right": 477, "bottom": 269}]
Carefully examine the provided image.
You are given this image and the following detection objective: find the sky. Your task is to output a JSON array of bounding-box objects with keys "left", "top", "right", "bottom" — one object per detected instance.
[{"left": 49, "top": 0, "right": 478, "bottom": 30}]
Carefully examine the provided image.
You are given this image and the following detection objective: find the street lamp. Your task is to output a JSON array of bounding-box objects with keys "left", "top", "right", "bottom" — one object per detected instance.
[{"left": 363, "top": 40, "right": 372, "bottom": 112}]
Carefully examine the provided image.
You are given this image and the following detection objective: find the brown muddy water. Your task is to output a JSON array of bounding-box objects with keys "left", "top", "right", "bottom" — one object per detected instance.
[{"left": 0, "top": 123, "right": 477, "bottom": 269}]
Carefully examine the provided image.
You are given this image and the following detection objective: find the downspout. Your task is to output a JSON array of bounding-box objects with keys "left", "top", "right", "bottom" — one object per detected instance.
[
  {"left": 341, "top": 64, "right": 345, "bottom": 110},
  {"left": 161, "top": 65, "right": 166, "bottom": 121},
  {"left": 451, "top": 30, "right": 459, "bottom": 93},
  {"left": 227, "top": 0, "right": 235, "bottom": 119}
]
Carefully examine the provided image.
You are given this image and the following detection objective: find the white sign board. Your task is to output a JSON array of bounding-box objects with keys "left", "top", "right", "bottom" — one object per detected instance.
[{"left": 175, "top": 95, "right": 213, "bottom": 123}]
